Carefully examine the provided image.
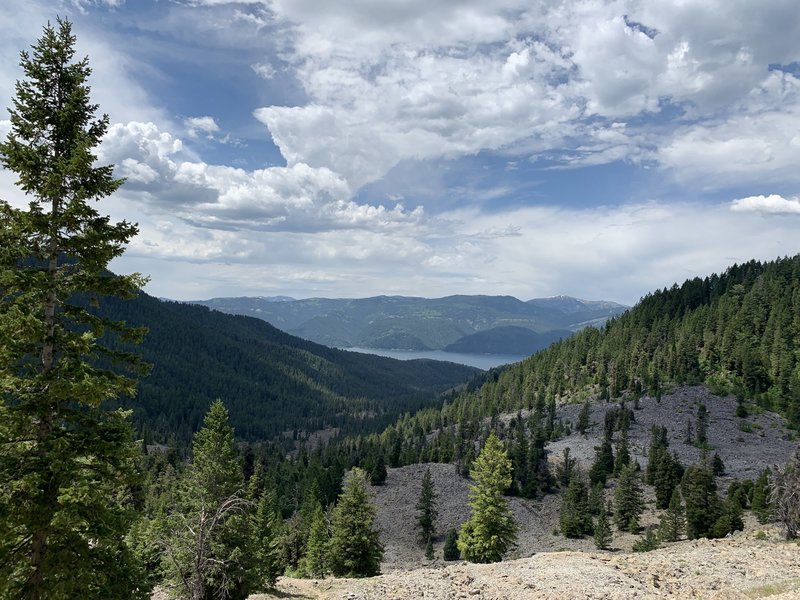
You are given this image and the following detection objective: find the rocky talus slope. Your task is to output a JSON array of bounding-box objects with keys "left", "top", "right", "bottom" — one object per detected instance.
[{"left": 258, "top": 525, "right": 800, "bottom": 599}]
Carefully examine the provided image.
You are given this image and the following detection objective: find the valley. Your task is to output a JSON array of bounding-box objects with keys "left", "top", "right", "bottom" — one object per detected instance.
[{"left": 189, "top": 294, "right": 627, "bottom": 356}]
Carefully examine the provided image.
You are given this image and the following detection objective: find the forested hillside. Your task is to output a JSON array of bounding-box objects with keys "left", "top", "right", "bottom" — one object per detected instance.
[
  {"left": 96, "top": 292, "right": 478, "bottom": 443},
  {"left": 348, "top": 256, "right": 800, "bottom": 469}
]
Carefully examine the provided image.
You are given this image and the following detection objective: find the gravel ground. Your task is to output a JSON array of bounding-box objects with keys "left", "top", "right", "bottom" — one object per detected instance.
[{"left": 259, "top": 525, "right": 800, "bottom": 600}]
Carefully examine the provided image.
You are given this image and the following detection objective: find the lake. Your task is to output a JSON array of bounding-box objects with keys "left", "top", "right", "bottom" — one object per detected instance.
[{"left": 341, "top": 347, "right": 527, "bottom": 370}]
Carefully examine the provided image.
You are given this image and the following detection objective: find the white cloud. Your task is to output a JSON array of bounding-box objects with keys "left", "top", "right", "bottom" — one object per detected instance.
[
  {"left": 730, "top": 194, "right": 800, "bottom": 215},
  {"left": 242, "top": 0, "right": 800, "bottom": 192},
  {"left": 251, "top": 62, "right": 276, "bottom": 79},
  {"left": 184, "top": 116, "right": 221, "bottom": 139}
]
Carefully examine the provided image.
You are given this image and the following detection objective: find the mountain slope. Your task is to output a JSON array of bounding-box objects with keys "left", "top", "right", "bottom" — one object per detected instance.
[
  {"left": 97, "top": 293, "right": 478, "bottom": 443},
  {"left": 443, "top": 326, "right": 571, "bottom": 355},
  {"left": 189, "top": 294, "right": 628, "bottom": 352}
]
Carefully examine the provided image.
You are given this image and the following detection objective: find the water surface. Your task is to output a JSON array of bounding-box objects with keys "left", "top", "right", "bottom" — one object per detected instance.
[{"left": 343, "top": 347, "right": 526, "bottom": 370}]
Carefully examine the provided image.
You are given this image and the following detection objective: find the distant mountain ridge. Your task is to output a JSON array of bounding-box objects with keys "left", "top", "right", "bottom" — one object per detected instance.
[
  {"left": 95, "top": 292, "right": 478, "bottom": 443},
  {"left": 189, "top": 294, "right": 628, "bottom": 354}
]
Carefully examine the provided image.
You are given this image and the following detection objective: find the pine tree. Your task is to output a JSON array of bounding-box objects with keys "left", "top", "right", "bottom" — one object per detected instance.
[
  {"left": 442, "top": 528, "right": 460, "bottom": 561},
  {"left": 251, "top": 490, "right": 282, "bottom": 589},
  {"left": 577, "top": 401, "right": 590, "bottom": 435},
  {"left": 457, "top": 434, "right": 517, "bottom": 563},
  {"left": 751, "top": 467, "right": 772, "bottom": 523},
  {"left": 416, "top": 467, "right": 438, "bottom": 544},
  {"left": 0, "top": 19, "right": 148, "bottom": 600},
  {"left": 424, "top": 537, "right": 435, "bottom": 560},
  {"left": 161, "top": 400, "right": 254, "bottom": 600},
  {"left": 589, "top": 438, "right": 615, "bottom": 486},
  {"left": 299, "top": 504, "right": 329, "bottom": 578},
  {"left": 681, "top": 462, "right": 722, "bottom": 539},
  {"left": 593, "top": 501, "right": 613, "bottom": 550},
  {"left": 327, "top": 468, "right": 384, "bottom": 577},
  {"left": 695, "top": 403, "right": 709, "bottom": 448},
  {"left": 613, "top": 463, "right": 644, "bottom": 532},
  {"left": 658, "top": 488, "right": 686, "bottom": 542},
  {"left": 559, "top": 476, "right": 593, "bottom": 538}
]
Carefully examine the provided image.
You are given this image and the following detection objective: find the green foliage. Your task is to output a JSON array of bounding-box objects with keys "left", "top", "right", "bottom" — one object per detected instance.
[
  {"left": 593, "top": 502, "right": 613, "bottom": 550},
  {"left": 99, "top": 291, "right": 478, "bottom": 444},
  {"left": 751, "top": 468, "right": 772, "bottom": 523},
  {"left": 632, "top": 528, "right": 660, "bottom": 552},
  {"left": 681, "top": 463, "right": 722, "bottom": 539},
  {"left": 711, "top": 497, "right": 744, "bottom": 538},
  {"left": 442, "top": 528, "right": 460, "bottom": 561},
  {"left": 559, "top": 477, "right": 593, "bottom": 538},
  {"left": 416, "top": 467, "right": 438, "bottom": 544},
  {"left": 251, "top": 490, "right": 282, "bottom": 589},
  {"left": 457, "top": 434, "right": 517, "bottom": 563},
  {"left": 160, "top": 400, "right": 254, "bottom": 600},
  {"left": 327, "top": 468, "right": 384, "bottom": 577},
  {"left": 424, "top": 537, "right": 434, "bottom": 560},
  {"left": 613, "top": 464, "right": 644, "bottom": 533},
  {"left": 556, "top": 447, "right": 577, "bottom": 489},
  {"left": 577, "top": 401, "right": 590, "bottom": 435},
  {"left": 658, "top": 488, "right": 686, "bottom": 542},
  {"left": 0, "top": 19, "right": 148, "bottom": 600},
  {"left": 589, "top": 438, "right": 615, "bottom": 486},
  {"left": 299, "top": 504, "right": 329, "bottom": 579}
]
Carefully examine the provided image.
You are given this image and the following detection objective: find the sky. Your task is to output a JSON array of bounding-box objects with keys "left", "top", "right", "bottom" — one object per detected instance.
[{"left": 1, "top": 0, "right": 799, "bottom": 306}]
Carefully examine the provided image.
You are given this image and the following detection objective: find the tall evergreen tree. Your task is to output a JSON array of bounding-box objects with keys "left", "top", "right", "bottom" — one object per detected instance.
[
  {"left": 658, "top": 488, "right": 686, "bottom": 542},
  {"left": 299, "top": 504, "right": 329, "bottom": 579},
  {"left": 751, "top": 467, "right": 772, "bottom": 523},
  {"left": 681, "top": 462, "right": 722, "bottom": 539},
  {"left": 559, "top": 476, "right": 593, "bottom": 538},
  {"left": 251, "top": 490, "right": 282, "bottom": 590},
  {"left": 613, "top": 463, "right": 644, "bottom": 533},
  {"left": 0, "top": 19, "right": 148, "bottom": 600},
  {"left": 416, "top": 467, "right": 438, "bottom": 544},
  {"left": 327, "top": 468, "right": 384, "bottom": 577},
  {"left": 593, "top": 501, "right": 613, "bottom": 550},
  {"left": 161, "top": 400, "right": 254, "bottom": 600},
  {"left": 457, "top": 434, "right": 517, "bottom": 563}
]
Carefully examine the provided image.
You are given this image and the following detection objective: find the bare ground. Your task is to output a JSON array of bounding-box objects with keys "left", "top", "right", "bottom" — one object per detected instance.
[{"left": 257, "top": 524, "right": 800, "bottom": 600}]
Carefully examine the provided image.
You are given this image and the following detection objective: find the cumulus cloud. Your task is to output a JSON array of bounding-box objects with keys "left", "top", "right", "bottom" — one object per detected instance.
[
  {"left": 241, "top": 0, "right": 800, "bottom": 192},
  {"left": 101, "top": 121, "right": 422, "bottom": 234},
  {"left": 184, "top": 116, "right": 220, "bottom": 139},
  {"left": 730, "top": 194, "right": 800, "bottom": 215}
]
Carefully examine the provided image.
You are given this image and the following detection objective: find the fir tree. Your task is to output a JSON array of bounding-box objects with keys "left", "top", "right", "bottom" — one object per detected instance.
[
  {"left": 589, "top": 438, "right": 615, "bottom": 486},
  {"left": 560, "top": 476, "right": 593, "bottom": 538},
  {"left": 161, "top": 400, "right": 254, "bottom": 600},
  {"left": 613, "top": 463, "right": 644, "bottom": 532},
  {"left": 577, "top": 401, "right": 590, "bottom": 435},
  {"left": 457, "top": 434, "right": 517, "bottom": 563},
  {"left": 0, "top": 19, "right": 148, "bottom": 600},
  {"left": 424, "top": 537, "right": 435, "bottom": 560},
  {"left": 327, "top": 468, "right": 384, "bottom": 577},
  {"left": 695, "top": 403, "right": 709, "bottom": 448},
  {"left": 593, "top": 501, "right": 613, "bottom": 550},
  {"left": 299, "top": 504, "right": 329, "bottom": 578},
  {"left": 416, "top": 467, "right": 438, "bottom": 544},
  {"left": 556, "top": 447, "right": 577, "bottom": 488},
  {"left": 251, "top": 490, "right": 282, "bottom": 589},
  {"left": 658, "top": 488, "right": 686, "bottom": 542},
  {"left": 751, "top": 467, "right": 772, "bottom": 523},
  {"left": 681, "top": 462, "right": 722, "bottom": 539},
  {"left": 442, "top": 528, "right": 460, "bottom": 561},
  {"left": 631, "top": 527, "right": 660, "bottom": 552}
]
